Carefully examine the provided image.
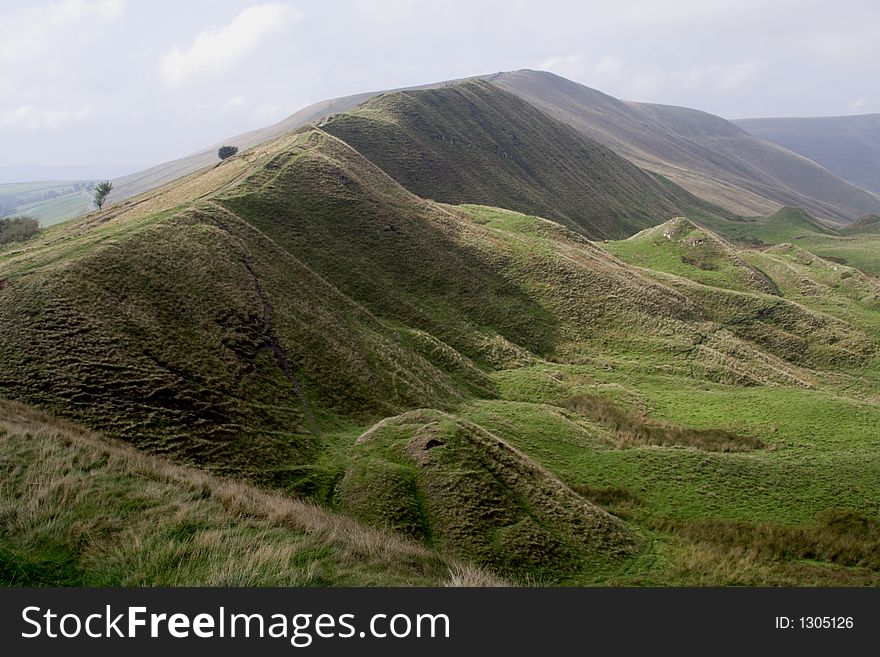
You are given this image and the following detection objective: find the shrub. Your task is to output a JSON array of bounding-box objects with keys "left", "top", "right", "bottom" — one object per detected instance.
[
  {"left": 218, "top": 145, "right": 239, "bottom": 160},
  {"left": 0, "top": 216, "right": 40, "bottom": 245}
]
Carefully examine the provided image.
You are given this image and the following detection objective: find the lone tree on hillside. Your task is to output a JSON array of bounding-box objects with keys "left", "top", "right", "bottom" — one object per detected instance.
[
  {"left": 93, "top": 181, "right": 112, "bottom": 210},
  {"left": 218, "top": 145, "right": 238, "bottom": 160}
]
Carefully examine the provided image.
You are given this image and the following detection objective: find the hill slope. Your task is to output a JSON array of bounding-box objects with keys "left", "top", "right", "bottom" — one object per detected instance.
[
  {"left": 33, "top": 71, "right": 880, "bottom": 228},
  {"left": 605, "top": 217, "right": 779, "bottom": 295},
  {"left": 840, "top": 214, "right": 880, "bottom": 235},
  {"left": 3, "top": 105, "right": 880, "bottom": 583},
  {"left": 322, "top": 80, "right": 724, "bottom": 239},
  {"left": 735, "top": 114, "right": 880, "bottom": 194},
  {"left": 494, "top": 70, "right": 880, "bottom": 222},
  {"left": 105, "top": 79, "right": 476, "bottom": 208},
  {"left": 0, "top": 400, "right": 491, "bottom": 586}
]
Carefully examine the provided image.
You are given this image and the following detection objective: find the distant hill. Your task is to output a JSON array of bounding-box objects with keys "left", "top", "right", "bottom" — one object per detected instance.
[
  {"left": 735, "top": 114, "right": 880, "bottom": 194},
  {"left": 0, "top": 180, "right": 94, "bottom": 225},
  {"left": 22, "top": 71, "right": 880, "bottom": 228},
  {"left": 840, "top": 214, "right": 880, "bottom": 235},
  {"left": 493, "top": 70, "right": 880, "bottom": 222},
  {"left": 322, "top": 80, "right": 725, "bottom": 239}
]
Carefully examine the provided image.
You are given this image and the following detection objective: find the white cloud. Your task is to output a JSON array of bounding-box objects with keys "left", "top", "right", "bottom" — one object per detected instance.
[
  {"left": 0, "top": 105, "right": 92, "bottom": 130},
  {"left": 0, "top": 0, "right": 124, "bottom": 66},
  {"left": 159, "top": 4, "right": 301, "bottom": 87},
  {"left": 594, "top": 56, "right": 626, "bottom": 79},
  {"left": 222, "top": 96, "right": 250, "bottom": 113}
]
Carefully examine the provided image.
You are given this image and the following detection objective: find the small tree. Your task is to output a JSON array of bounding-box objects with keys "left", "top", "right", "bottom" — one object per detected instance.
[
  {"left": 93, "top": 181, "right": 112, "bottom": 210},
  {"left": 218, "top": 145, "right": 238, "bottom": 160}
]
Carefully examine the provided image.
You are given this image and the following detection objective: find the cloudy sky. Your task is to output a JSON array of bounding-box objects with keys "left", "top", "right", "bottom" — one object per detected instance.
[{"left": 2, "top": 0, "right": 878, "bottom": 181}]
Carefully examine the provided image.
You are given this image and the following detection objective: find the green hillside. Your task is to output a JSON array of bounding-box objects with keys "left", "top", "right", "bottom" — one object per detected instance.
[
  {"left": 0, "top": 400, "right": 496, "bottom": 586},
  {"left": 702, "top": 207, "right": 880, "bottom": 275},
  {"left": 2, "top": 82, "right": 880, "bottom": 585},
  {"left": 701, "top": 206, "right": 834, "bottom": 244},
  {"left": 322, "top": 80, "right": 726, "bottom": 239},
  {"left": 606, "top": 216, "right": 779, "bottom": 295},
  {"left": 496, "top": 70, "right": 880, "bottom": 222},
  {"left": 840, "top": 214, "right": 880, "bottom": 235}
]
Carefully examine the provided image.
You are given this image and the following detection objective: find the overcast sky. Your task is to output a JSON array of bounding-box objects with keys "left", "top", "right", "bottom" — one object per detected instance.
[{"left": 2, "top": 0, "right": 879, "bottom": 181}]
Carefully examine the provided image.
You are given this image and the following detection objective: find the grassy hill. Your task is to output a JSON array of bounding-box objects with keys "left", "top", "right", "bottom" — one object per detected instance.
[
  {"left": 701, "top": 206, "right": 835, "bottom": 244},
  {"left": 2, "top": 82, "right": 880, "bottom": 585},
  {"left": 321, "top": 80, "right": 725, "bottom": 239},
  {"left": 105, "top": 78, "right": 477, "bottom": 209},
  {"left": 24, "top": 71, "right": 880, "bottom": 230},
  {"left": 736, "top": 114, "right": 880, "bottom": 194},
  {"left": 341, "top": 409, "right": 640, "bottom": 580},
  {"left": 494, "top": 70, "right": 880, "bottom": 222},
  {"left": 605, "top": 217, "right": 779, "bottom": 295},
  {"left": 0, "top": 400, "right": 496, "bottom": 586}
]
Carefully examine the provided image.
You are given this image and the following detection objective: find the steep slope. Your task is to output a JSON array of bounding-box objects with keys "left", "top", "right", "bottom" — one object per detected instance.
[
  {"left": 321, "top": 80, "right": 725, "bottom": 239},
  {"left": 0, "top": 130, "right": 490, "bottom": 488},
  {"left": 4, "top": 123, "right": 869, "bottom": 475},
  {"left": 106, "top": 93, "right": 378, "bottom": 206},
  {"left": 49, "top": 71, "right": 880, "bottom": 227},
  {"left": 494, "top": 70, "right": 880, "bottom": 221},
  {"left": 735, "top": 114, "right": 880, "bottom": 194},
  {"left": 106, "top": 78, "right": 481, "bottom": 207}
]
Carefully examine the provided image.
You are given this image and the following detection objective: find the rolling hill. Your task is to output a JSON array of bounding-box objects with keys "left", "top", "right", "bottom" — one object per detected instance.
[
  {"left": 321, "top": 80, "right": 726, "bottom": 238},
  {"left": 0, "top": 399, "right": 496, "bottom": 586},
  {"left": 493, "top": 70, "right": 880, "bottom": 222},
  {"left": 604, "top": 217, "right": 780, "bottom": 296},
  {"left": 735, "top": 114, "right": 880, "bottom": 194},
  {"left": 21, "top": 71, "right": 880, "bottom": 230},
  {"left": 2, "top": 78, "right": 880, "bottom": 585},
  {"left": 104, "top": 79, "right": 473, "bottom": 209},
  {"left": 698, "top": 207, "right": 880, "bottom": 275}
]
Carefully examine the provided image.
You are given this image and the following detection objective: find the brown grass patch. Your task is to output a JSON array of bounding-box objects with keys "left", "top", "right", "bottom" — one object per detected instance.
[{"left": 560, "top": 394, "right": 762, "bottom": 451}]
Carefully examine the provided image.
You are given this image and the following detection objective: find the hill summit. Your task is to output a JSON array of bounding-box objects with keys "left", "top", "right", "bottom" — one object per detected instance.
[{"left": 321, "top": 80, "right": 724, "bottom": 239}]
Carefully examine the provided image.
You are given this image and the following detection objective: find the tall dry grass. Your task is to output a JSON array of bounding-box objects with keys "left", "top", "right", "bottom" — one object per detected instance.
[{"left": 0, "top": 400, "right": 496, "bottom": 586}]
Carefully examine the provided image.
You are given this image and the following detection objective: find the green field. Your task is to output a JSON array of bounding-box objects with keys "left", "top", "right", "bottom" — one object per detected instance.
[
  {"left": 0, "top": 180, "right": 94, "bottom": 226},
  {"left": 701, "top": 207, "right": 880, "bottom": 274}
]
